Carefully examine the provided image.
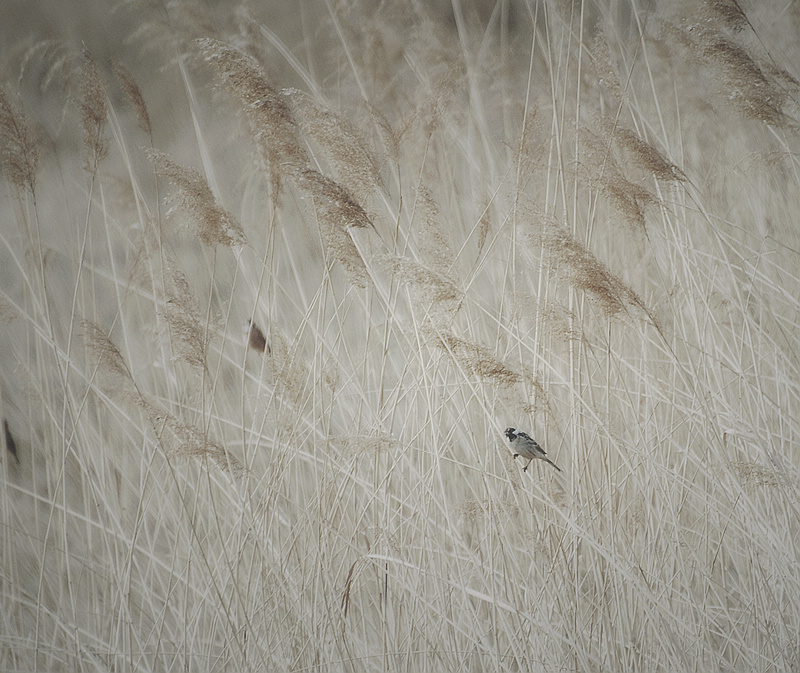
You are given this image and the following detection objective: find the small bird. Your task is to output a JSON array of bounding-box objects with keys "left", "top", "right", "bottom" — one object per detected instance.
[
  {"left": 505, "top": 427, "right": 561, "bottom": 472},
  {"left": 246, "top": 319, "right": 269, "bottom": 354}
]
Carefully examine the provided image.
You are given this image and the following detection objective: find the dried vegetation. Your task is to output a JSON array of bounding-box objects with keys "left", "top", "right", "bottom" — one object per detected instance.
[
  {"left": 1, "top": 1, "right": 799, "bottom": 671},
  {"left": 0, "top": 88, "right": 41, "bottom": 194}
]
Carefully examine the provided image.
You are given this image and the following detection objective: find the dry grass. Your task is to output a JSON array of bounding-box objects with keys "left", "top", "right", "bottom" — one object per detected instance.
[
  {"left": 113, "top": 62, "right": 152, "bottom": 137},
  {"left": 148, "top": 148, "right": 245, "bottom": 247},
  {"left": 289, "top": 166, "right": 374, "bottom": 286},
  {"left": 532, "top": 222, "right": 651, "bottom": 321},
  {"left": 288, "top": 89, "right": 382, "bottom": 202},
  {"left": 663, "top": 18, "right": 799, "bottom": 127},
  {"left": 161, "top": 261, "right": 212, "bottom": 372},
  {"left": 197, "top": 36, "right": 306, "bottom": 199},
  {"left": 428, "top": 327, "right": 522, "bottom": 386},
  {"left": 381, "top": 254, "right": 462, "bottom": 314},
  {"left": 702, "top": 0, "right": 750, "bottom": 32},
  {"left": 0, "top": 88, "right": 41, "bottom": 194},
  {"left": 79, "top": 50, "right": 108, "bottom": 171},
  {"left": 2, "top": 1, "right": 800, "bottom": 672}
]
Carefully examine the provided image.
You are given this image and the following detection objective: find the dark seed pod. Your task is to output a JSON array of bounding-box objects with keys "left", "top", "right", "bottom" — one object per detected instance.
[
  {"left": 3, "top": 419, "right": 19, "bottom": 464},
  {"left": 247, "top": 319, "right": 268, "bottom": 354}
]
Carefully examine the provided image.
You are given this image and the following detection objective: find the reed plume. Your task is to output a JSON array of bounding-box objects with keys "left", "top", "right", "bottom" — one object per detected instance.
[
  {"left": 332, "top": 433, "right": 399, "bottom": 459},
  {"left": 79, "top": 50, "right": 108, "bottom": 171},
  {"left": 476, "top": 200, "right": 492, "bottom": 259},
  {"left": 428, "top": 327, "right": 521, "bottom": 385},
  {"left": 143, "top": 402, "right": 245, "bottom": 482},
  {"left": 197, "top": 38, "right": 306, "bottom": 198},
  {"left": 290, "top": 166, "right": 373, "bottom": 287},
  {"left": 268, "top": 332, "right": 309, "bottom": 407},
  {"left": 81, "top": 320, "right": 134, "bottom": 391},
  {"left": 287, "top": 90, "right": 381, "bottom": 202},
  {"left": 0, "top": 88, "right": 41, "bottom": 194},
  {"left": 702, "top": 0, "right": 749, "bottom": 32},
  {"left": 415, "top": 186, "right": 454, "bottom": 274},
  {"left": 113, "top": 62, "right": 152, "bottom": 137},
  {"left": 664, "top": 17, "right": 797, "bottom": 127},
  {"left": 702, "top": 33, "right": 789, "bottom": 125},
  {"left": 161, "top": 263, "right": 210, "bottom": 372},
  {"left": 589, "top": 27, "right": 622, "bottom": 99},
  {"left": 607, "top": 124, "right": 685, "bottom": 182},
  {"left": 381, "top": 255, "right": 462, "bottom": 312},
  {"left": 147, "top": 148, "right": 245, "bottom": 247},
  {"left": 533, "top": 224, "right": 650, "bottom": 320},
  {"left": 581, "top": 129, "right": 656, "bottom": 231},
  {"left": 290, "top": 166, "right": 374, "bottom": 230}
]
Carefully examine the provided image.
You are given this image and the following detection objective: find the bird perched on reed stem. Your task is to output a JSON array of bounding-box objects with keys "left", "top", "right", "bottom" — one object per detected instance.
[{"left": 505, "top": 427, "right": 561, "bottom": 472}]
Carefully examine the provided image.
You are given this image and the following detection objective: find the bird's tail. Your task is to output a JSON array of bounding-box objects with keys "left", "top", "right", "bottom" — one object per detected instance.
[{"left": 544, "top": 457, "right": 562, "bottom": 472}]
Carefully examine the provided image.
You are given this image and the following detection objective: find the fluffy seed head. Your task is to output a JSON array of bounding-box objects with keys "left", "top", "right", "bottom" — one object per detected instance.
[{"left": 0, "top": 88, "right": 41, "bottom": 194}]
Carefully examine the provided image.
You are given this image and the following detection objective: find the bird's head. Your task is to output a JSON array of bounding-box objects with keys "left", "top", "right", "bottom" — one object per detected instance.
[{"left": 504, "top": 427, "right": 517, "bottom": 441}]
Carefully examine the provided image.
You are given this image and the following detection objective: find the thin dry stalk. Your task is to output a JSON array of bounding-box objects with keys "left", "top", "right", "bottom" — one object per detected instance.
[
  {"left": 148, "top": 148, "right": 245, "bottom": 247},
  {"left": 197, "top": 38, "right": 306, "bottom": 198},
  {"left": 79, "top": 51, "right": 109, "bottom": 171},
  {"left": 0, "top": 88, "right": 41, "bottom": 194}
]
